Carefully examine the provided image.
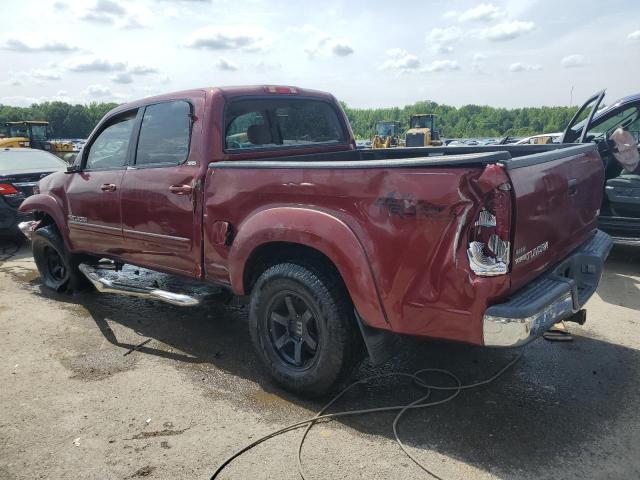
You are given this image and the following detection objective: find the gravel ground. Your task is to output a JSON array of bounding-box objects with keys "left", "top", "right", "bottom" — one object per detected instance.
[{"left": 1, "top": 238, "right": 639, "bottom": 480}]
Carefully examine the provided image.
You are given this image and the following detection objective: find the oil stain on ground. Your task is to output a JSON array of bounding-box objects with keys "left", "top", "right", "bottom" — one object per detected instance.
[{"left": 60, "top": 349, "right": 137, "bottom": 381}]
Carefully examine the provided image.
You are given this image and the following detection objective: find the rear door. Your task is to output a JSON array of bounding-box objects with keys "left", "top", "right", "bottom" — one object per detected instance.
[
  {"left": 118, "top": 100, "right": 200, "bottom": 276},
  {"left": 66, "top": 110, "right": 138, "bottom": 253},
  {"left": 507, "top": 144, "right": 605, "bottom": 290}
]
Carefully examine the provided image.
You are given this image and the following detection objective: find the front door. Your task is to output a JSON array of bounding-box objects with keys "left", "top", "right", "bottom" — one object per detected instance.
[
  {"left": 119, "top": 100, "right": 199, "bottom": 276},
  {"left": 66, "top": 110, "right": 138, "bottom": 254}
]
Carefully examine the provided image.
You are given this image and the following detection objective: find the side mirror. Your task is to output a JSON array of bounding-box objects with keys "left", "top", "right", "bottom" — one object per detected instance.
[{"left": 65, "top": 164, "right": 81, "bottom": 174}]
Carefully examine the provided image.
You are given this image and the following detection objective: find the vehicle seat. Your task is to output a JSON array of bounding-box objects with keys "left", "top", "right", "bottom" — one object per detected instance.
[
  {"left": 605, "top": 171, "right": 640, "bottom": 218},
  {"left": 247, "top": 123, "right": 272, "bottom": 145},
  {"left": 610, "top": 128, "right": 640, "bottom": 173}
]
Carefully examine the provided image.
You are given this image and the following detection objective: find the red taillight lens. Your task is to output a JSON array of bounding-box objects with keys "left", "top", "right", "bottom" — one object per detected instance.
[
  {"left": 467, "top": 165, "right": 513, "bottom": 277},
  {"left": 0, "top": 183, "right": 18, "bottom": 195},
  {"left": 264, "top": 85, "right": 298, "bottom": 94}
]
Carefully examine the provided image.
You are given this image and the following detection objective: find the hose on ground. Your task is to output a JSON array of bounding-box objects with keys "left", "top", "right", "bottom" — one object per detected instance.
[{"left": 210, "top": 347, "right": 526, "bottom": 480}]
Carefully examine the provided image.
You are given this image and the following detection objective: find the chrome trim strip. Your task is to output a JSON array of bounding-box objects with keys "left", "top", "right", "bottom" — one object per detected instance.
[
  {"left": 68, "top": 220, "right": 121, "bottom": 232},
  {"left": 611, "top": 236, "right": 640, "bottom": 247},
  {"left": 123, "top": 228, "right": 190, "bottom": 243},
  {"left": 13, "top": 182, "right": 38, "bottom": 187}
]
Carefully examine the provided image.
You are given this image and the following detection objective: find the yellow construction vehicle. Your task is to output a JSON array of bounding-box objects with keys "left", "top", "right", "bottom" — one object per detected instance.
[
  {"left": 1, "top": 121, "right": 75, "bottom": 157},
  {"left": 405, "top": 114, "right": 443, "bottom": 147},
  {"left": 372, "top": 121, "right": 402, "bottom": 149}
]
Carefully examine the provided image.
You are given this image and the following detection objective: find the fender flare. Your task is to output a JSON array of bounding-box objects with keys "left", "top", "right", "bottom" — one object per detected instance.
[
  {"left": 18, "top": 194, "right": 72, "bottom": 250},
  {"left": 228, "top": 207, "right": 389, "bottom": 329}
]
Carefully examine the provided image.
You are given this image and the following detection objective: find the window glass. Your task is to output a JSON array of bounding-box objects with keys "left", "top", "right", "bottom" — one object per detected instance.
[
  {"left": 136, "top": 101, "right": 191, "bottom": 166},
  {"left": 225, "top": 99, "right": 345, "bottom": 151},
  {"left": 85, "top": 113, "right": 136, "bottom": 170},
  {"left": 587, "top": 106, "right": 639, "bottom": 141}
]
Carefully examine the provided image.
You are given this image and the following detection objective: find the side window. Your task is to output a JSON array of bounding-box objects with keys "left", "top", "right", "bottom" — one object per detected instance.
[
  {"left": 225, "top": 99, "right": 345, "bottom": 151},
  {"left": 85, "top": 113, "right": 136, "bottom": 170},
  {"left": 587, "top": 106, "right": 638, "bottom": 141},
  {"left": 136, "top": 101, "right": 191, "bottom": 166}
]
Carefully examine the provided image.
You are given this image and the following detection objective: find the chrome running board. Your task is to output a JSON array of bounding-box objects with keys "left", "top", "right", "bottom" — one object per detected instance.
[{"left": 78, "top": 263, "right": 200, "bottom": 307}]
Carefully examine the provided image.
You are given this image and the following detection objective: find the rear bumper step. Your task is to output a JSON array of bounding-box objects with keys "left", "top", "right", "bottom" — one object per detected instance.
[
  {"left": 483, "top": 230, "right": 613, "bottom": 347},
  {"left": 78, "top": 263, "right": 200, "bottom": 307}
]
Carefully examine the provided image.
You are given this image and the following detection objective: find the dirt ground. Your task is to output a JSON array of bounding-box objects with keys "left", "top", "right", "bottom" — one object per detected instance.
[{"left": 1, "top": 238, "right": 640, "bottom": 480}]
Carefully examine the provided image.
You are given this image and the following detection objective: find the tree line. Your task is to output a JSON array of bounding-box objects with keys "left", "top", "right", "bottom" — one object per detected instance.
[
  {"left": 1, "top": 99, "right": 578, "bottom": 140},
  {"left": 341, "top": 100, "right": 578, "bottom": 139},
  {"left": 0, "top": 101, "right": 117, "bottom": 139}
]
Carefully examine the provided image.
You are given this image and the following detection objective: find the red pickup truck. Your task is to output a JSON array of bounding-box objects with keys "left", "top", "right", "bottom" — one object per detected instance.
[{"left": 18, "top": 85, "right": 612, "bottom": 395}]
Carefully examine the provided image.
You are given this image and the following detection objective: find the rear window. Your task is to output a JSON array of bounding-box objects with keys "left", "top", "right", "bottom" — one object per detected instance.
[
  {"left": 0, "top": 149, "right": 66, "bottom": 171},
  {"left": 225, "top": 98, "right": 345, "bottom": 151}
]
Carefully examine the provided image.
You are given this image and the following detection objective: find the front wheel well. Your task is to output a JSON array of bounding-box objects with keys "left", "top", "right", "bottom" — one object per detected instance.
[{"left": 242, "top": 242, "right": 347, "bottom": 298}]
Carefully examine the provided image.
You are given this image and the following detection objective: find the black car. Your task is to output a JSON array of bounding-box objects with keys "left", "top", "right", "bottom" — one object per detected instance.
[
  {"left": 0, "top": 148, "right": 66, "bottom": 238},
  {"left": 561, "top": 91, "right": 640, "bottom": 245}
]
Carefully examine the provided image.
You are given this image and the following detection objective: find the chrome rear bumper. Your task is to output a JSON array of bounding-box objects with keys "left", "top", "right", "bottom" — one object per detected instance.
[{"left": 483, "top": 230, "right": 613, "bottom": 347}]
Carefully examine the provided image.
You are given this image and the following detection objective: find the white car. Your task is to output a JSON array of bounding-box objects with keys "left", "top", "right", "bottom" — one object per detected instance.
[{"left": 515, "top": 133, "right": 562, "bottom": 145}]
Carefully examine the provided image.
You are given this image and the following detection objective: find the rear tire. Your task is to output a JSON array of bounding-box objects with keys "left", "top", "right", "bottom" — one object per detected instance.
[
  {"left": 32, "top": 225, "right": 92, "bottom": 293},
  {"left": 249, "top": 262, "right": 360, "bottom": 397}
]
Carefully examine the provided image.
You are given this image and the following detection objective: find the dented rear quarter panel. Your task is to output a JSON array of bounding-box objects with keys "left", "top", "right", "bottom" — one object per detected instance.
[{"left": 204, "top": 165, "right": 511, "bottom": 344}]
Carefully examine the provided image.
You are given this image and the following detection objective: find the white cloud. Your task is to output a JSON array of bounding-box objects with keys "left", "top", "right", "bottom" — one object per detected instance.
[
  {"left": 30, "top": 69, "right": 62, "bottom": 81},
  {"left": 481, "top": 21, "right": 535, "bottom": 41},
  {"left": 110, "top": 72, "right": 133, "bottom": 84},
  {"left": 216, "top": 57, "right": 239, "bottom": 71},
  {"left": 509, "top": 62, "right": 542, "bottom": 72},
  {"left": 185, "top": 26, "right": 267, "bottom": 52},
  {"left": 332, "top": 43, "right": 354, "bottom": 57},
  {"left": 561, "top": 54, "right": 588, "bottom": 68},
  {"left": 443, "top": 10, "right": 458, "bottom": 19},
  {"left": 128, "top": 65, "right": 158, "bottom": 75},
  {"left": 459, "top": 3, "right": 502, "bottom": 22},
  {"left": 85, "top": 84, "right": 113, "bottom": 97},
  {"left": 427, "top": 26, "right": 463, "bottom": 53},
  {"left": 0, "top": 95, "right": 40, "bottom": 107},
  {"left": 255, "top": 60, "right": 282, "bottom": 70},
  {"left": 422, "top": 59, "right": 461, "bottom": 73},
  {"left": 380, "top": 49, "right": 420, "bottom": 71},
  {"left": 1, "top": 37, "right": 78, "bottom": 53},
  {"left": 628, "top": 30, "right": 640, "bottom": 42},
  {"left": 81, "top": 0, "right": 126, "bottom": 23},
  {"left": 65, "top": 57, "right": 127, "bottom": 72}
]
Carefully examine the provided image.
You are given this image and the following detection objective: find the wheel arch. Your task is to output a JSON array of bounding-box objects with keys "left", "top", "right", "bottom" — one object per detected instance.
[
  {"left": 19, "top": 194, "right": 71, "bottom": 249},
  {"left": 228, "top": 207, "right": 389, "bottom": 329}
]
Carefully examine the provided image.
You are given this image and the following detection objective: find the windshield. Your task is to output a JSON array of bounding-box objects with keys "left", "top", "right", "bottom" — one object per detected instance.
[
  {"left": 411, "top": 116, "right": 434, "bottom": 129},
  {"left": 8, "top": 125, "right": 29, "bottom": 138},
  {"left": 0, "top": 149, "right": 66, "bottom": 171},
  {"left": 586, "top": 106, "right": 639, "bottom": 141},
  {"left": 376, "top": 122, "right": 397, "bottom": 137},
  {"left": 30, "top": 125, "right": 48, "bottom": 141}
]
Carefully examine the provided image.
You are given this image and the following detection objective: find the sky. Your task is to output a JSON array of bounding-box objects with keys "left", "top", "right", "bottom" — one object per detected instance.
[{"left": 0, "top": 0, "right": 639, "bottom": 109}]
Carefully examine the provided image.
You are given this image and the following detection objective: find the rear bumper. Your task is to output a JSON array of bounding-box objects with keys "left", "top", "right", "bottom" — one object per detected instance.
[{"left": 483, "top": 230, "right": 613, "bottom": 347}]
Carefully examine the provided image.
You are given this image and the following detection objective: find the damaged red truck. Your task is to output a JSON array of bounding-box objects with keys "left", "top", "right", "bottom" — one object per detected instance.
[{"left": 19, "top": 85, "right": 612, "bottom": 395}]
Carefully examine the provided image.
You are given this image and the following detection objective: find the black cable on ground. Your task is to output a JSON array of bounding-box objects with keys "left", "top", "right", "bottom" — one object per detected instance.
[{"left": 211, "top": 347, "right": 526, "bottom": 480}]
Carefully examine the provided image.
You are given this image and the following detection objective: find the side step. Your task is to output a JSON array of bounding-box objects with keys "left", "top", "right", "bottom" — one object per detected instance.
[{"left": 78, "top": 263, "right": 200, "bottom": 307}]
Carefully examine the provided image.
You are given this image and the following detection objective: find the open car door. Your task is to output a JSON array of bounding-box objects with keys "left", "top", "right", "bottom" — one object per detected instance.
[{"left": 560, "top": 90, "right": 606, "bottom": 144}]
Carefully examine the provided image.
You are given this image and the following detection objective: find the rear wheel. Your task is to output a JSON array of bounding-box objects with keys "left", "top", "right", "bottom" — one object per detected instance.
[
  {"left": 249, "top": 262, "right": 360, "bottom": 397},
  {"left": 32, "top": 225, "right": 92, "bottom": 293}
]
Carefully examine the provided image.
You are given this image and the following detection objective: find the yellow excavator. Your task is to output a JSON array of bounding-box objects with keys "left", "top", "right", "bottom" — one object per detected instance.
[
  {"left": 1, "top": 121, "right": 75, "bottom": 157},
  {"left": 405, "top": 114, "right": 443, "bottom": 147},
  {"left": 372, "top": 120, "right": 402, "bottom": 149}
]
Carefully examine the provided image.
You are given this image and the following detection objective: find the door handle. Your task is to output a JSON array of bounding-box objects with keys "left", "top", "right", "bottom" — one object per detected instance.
[
  {"left": 568, "top": 178, "right": 578, "bottom": 196},
  {"left": 169, "top": 184, "right": 193, "bottom": 195},
  {"left": 100, "top": 183, "right": 117, "bottom": 192}
]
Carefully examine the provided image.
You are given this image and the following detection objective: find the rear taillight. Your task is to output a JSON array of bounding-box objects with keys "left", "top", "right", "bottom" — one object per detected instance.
[
  {"left": 0, "top": 183, "right": 18, "bottom": 196},
  {"left": 467, "top": 165, "right": 512, "bottom": 277},
  {"left": 264, "top": 85, "right": 298, "bottom": 94}
]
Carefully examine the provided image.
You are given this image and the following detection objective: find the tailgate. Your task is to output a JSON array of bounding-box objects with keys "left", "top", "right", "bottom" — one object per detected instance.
[{"left": 507, "top": 144, "right": 604, "bottom": 290}]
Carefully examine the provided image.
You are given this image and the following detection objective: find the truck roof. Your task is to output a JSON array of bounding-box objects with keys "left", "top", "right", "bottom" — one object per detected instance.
[{"left": 107, "top": 85, "right": 337, "bottom": 117}]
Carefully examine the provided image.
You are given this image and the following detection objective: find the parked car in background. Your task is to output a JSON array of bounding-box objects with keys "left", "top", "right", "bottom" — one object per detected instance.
[
  {"left": 561, "top": 91, "right": 640, "bottom": 244},
  {"left": 19, "top": 85, "right": 610, "bottom": 396},
  {"left": 0, "top": 148, "right": 67, "bottom": 238},
  {"left": 515, "top": 132, "right": 562, "bottom": 145}
]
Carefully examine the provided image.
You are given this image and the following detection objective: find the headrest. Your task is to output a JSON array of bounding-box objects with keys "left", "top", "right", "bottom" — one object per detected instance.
[
  {"left": 611, "top": 128, "right": 640, "bottom": 173},
  {"left": 247, "top": 123, "right": 272, "bottom": 145}
]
